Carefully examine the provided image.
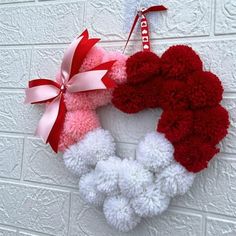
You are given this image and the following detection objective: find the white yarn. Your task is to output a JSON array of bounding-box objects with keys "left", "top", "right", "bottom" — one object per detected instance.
[
  {"left": 119, "top": 159, "right": 153, "bottom": 198},
  {"left": 63, "top": 143, "right": 90, "bottom": 176},
  {"left": 156, "top": 162, "right": 195, "bottom": 197},
  {"left": 131, "top": 185, "right": 170, "bottom": 217},
  {"left": 103, "top": 195, "right": 141, "bottom": 232},
  {"left": 77, "top": 128, "right": 116, "bottom": 166},
  {"left": 79, "top": 171, "right": 105, "bottom": 206},
  {"left": 95, "top": 156, "right": 122, "bottom": 195},
  {"left": 63, "top": 129, "right": 195, "bottom": 232},
  {"left": 136, "top": 132, "right": 174, "bottom": 173}
]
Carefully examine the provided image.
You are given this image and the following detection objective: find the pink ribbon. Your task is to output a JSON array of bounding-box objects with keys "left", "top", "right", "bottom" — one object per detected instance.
[{"left": 25, "top": 30, "right": 116, "bottom": 152}]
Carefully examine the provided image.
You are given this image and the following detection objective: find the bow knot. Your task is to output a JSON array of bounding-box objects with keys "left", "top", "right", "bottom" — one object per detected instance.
[{"left": 25, "top": 30, "right": 116, "bottom": 153}]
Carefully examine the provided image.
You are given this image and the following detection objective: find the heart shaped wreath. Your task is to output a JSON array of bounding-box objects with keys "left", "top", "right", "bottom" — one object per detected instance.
[{"left": 25, "top": 5, "right": 229, "bottom": 232}]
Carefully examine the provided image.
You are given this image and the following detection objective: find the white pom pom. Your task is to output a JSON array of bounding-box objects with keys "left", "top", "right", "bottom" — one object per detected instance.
[
  {"left": 78, "top": 128, "right": 116, "bottom": 166},
  {"left": 95, "top": 156, "right": 122, "bottom": 195},
  {"left": 136, "top": 132, "right": 174, "bottom": 173},
  {"left": 79, "top": 171, "right": 105, "bottom": 206},
  {"left": 63, "top": 143, "right": 90, "bottom": 176},
  {"left": 131, "top": 185, "right": 170, "bottom": 217},
  {"left": 156, "top": 162, "right": 195, "bottom": 197},
  {"left": 103, "top": 195, "right": 141, "bottom": 232},
  {"left": 119, "top": 160, "right": 153, "bottom": 198}
]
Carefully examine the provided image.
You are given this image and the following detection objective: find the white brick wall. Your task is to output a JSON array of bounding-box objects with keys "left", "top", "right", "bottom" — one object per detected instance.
[{"left": 0, "top": 0, "right": 235, "bottom": 235}]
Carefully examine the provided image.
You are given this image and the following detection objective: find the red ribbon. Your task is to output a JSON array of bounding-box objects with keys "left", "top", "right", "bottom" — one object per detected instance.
[
  {"left": 25, "top": 30, "right": 116, "bottom": 153},
  {"left": 124, "top": 5, "right": 167, "bottom": 52}
]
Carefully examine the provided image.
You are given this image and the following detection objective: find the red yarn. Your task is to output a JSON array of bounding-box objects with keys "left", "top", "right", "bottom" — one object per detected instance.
[
  {"left": 126, "top": 51, "right": 161, "bottom": 84},
  {"left": 141, "top": 76, "right": 163, "bottom": 108},
  {"left": 160, "top": 45, "right": 203, "bottom": 80},
  {"left": 157, "top": 110, "right": 193, "bottom": 142},
  {"left": 193, "top": 105, "right": 229, "bottom": 145},
  {"left": 187, "top": 71, "right": 223, "bottom": 109},
  {"left": 174, "top": 135, "right": 219, "bottom": 173},
  {"left": 112, "top": 83, "right": 145, "bottom": 113},
  {"left": 159, "top": 80, "right": 189, "bottom": 110},
  {"left": 112, "top": 46, "right": 229, "bottom": 173}
]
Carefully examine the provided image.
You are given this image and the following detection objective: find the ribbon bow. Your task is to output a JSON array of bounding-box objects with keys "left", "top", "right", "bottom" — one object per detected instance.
[
  {"left": 124, "top": 5, "right": 167, "bottom": 52},
  {"left": 25, "top": 30, "right": 116, "bottom": 153}
]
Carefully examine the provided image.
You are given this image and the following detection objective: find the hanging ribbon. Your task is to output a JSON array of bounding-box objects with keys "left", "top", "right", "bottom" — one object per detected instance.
[
  {"left": 124, "top": 5, "right": 167, "bottom": 52},
  {"left": 25, "top": 30, "right": 116, "bottom": 153}
]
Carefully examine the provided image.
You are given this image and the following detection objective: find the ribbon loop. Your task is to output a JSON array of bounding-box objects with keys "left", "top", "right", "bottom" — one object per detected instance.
[
  {"left": 123, "top": 5, "right": 167, "bottom": 53},
  {"left": 25, "top": 30, "right": 116, "bottom": 153}
]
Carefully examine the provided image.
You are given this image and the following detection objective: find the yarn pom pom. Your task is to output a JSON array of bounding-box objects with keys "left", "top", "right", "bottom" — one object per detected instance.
[
  {"left": 78, "top": 128, "right": 116, "bottom": 166},
  {"left": 58, "top": 110, "right": 100, "bottom": 151},
  {"left": 131, "top": 185, "right": 170, "bottom": 217},
  {"left": 156, "top": 162, "right": 195, "bottom": 197},
  {"left": 119, "top": 160, "right": 153, "bottom": 198},
  {"left": 103, "top": 195, "right": 141, "bottom": 232},
  {"left": 126, "top": 51, "right": 160, "bottom": 84},
  {"left": 103, "top": 51, "right": 128, "bottom": 84},
  {"left": 95, "top": 156, "right": 122, "bottom": 195},
  {"left": 174, "top": 135, "right": 219, "bottom": 173},
  {"left": 80, "top": 46, "right": 106, "bottom": 72},
  {"left": 187, "top": 71, "right": 223, "bottom": 109},
  {"left": 193, "top": 105, "right": 229, "bottom": 145},
  {"left": 136, "top": 132, "right": 174, "bottom": 172},
  {"left": 112, "top": 83, "right": 145, "bottom": 113},
  {"left": 161, "top": 45, "right": 202, "bottom": 80},
  {"left": 159, "top": 80, "right": 189, "bottom": 110},
  {"left": 63, "top": 142, "right": 90, "bottom": 176},
  {"left": 79, "top": 171, "right": 105, "bottom": 206},
  {"left": 158, "top": 110, "right": 193, "bottom": 143}
]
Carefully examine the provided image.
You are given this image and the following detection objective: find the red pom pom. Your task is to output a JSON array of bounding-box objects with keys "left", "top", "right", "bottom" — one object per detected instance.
[
  {"left": 174, "top": 135, "right": 219, "bottom": 173},
  {"left": 159, "top": 80, "right": 189, "bottom": 110},
  {"left": 112, "top": 83, "right": 145, "bottom": 113},
  {"left": 157, "top": 110, "right": 193, "bottom": 142},
  {"left": 187, "top": 71, "right": 223, "bottom": 108},
  {"left": 140, "top": 76, "right": 163, "bottom": 108},
  {"left": 193, "top": 105, "right": 229, "bottom": 145},
  {"left": 161, "top": 45, "right": 203, "bottom": 80},
  {"left": 126, "top": 51, "right": 160, "bottom": 84}
]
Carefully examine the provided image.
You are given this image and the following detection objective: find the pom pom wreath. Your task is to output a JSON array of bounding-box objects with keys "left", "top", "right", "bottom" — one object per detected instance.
[
  {"left": 187, "top": 71, "right": 223, "bottom": 109},
  {"left": 160, "top": 45, "right": 202, "bottom": 80},
  {"left": 103, "top": 195, "right": 141, "bottom": 232},
  {"left": 193, "top": 105, "right": 229, "bottom": 145},
  {"left": 131, "top": 185, "right": 170, "bottom": 217},
  {"left": 95, "top": 156, "right": 122, "bottom": 195},
  {"left": 58, "top": 110, "right": 100, "bottom": 152},
  {"left": 78, "top": 128, "right": 116, "bottom": 166},
  {"left": 156, "top": 162, "right": 195, "bottom": 197},
  {"left": 174, "top": 135, "right": 219, "bottom": 173},
  {"left": 119, "top": 160, "right": 153, "bottom": 198},
  {"left": 79, "top": 171, "right": 105, "bottom": 206},
  {"left": 102, "top": 51, "right": 128, "bottom": 84},
  {"left": 158, "top": 110, "right": 193, "bottom": 143},
  {"left": 112, "top": 83, "right": 145, "bottom": 113},
  {"left": 126, "top": 51, "right": 161, "bottom": 84},
  {"left": 159, "top": 80, "right": 189, "bottom": 110},
  {"left": 63, "top": 142, "right": 91, "bottom": 176},
  {"left": 136, "top": 132, "right": 174, "bottom": 172}
]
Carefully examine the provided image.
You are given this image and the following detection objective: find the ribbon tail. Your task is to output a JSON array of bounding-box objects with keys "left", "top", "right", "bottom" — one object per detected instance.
[{"left": 47, "top": 94, "right": 66, "bottom": 153}]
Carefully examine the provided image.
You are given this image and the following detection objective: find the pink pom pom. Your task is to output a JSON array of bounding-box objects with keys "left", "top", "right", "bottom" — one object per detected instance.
[
  {"left": 58, "top": 110, "right": 100, "bottom": 151},
  {"left": 80, "top": 46, "right": 106, "bottom": 72},
  {"left": 64, "top": 90, "right": 112, "bottom": 111},
  {"left": 103, "top": 51, "right": 128, "bottom": 84}
]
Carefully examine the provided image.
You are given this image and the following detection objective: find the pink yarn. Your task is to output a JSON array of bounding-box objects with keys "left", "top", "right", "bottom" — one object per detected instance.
[
  {"left": 58, "top": 110, "right": 100, "bottom": 152},
  {"left": 59, "top": 47, "right": 127, "bottom": 151},
  {"left": 103, "top": 51, "right": 128, "bottom": 84}
]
